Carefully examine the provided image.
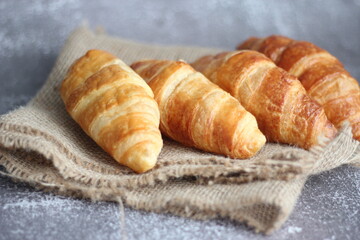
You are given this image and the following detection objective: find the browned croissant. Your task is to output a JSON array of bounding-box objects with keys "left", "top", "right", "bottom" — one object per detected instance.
[
  {"left": 131, "top": 60, "right": 266, "bottom": 158},
  {"left": 192, "top": 51, "right": 337, "bottom": 149},
  {"left": 60, "top": 49, "right": 163, "bottom": 173},
  {"left": 238, "top": 35, "right": 360, "bottom": 140}
]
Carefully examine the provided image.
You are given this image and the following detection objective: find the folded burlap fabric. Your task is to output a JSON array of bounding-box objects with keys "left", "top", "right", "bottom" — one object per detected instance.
[{"left": 0, "top": 26, "right": 359, "bottom": 234}]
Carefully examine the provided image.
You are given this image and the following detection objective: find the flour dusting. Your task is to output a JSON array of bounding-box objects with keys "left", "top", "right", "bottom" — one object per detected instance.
[{"left": 0, "top": 176, "right": 122, "bottom": 240}]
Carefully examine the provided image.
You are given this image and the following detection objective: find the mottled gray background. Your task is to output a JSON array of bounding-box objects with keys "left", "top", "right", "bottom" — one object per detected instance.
[{"left": 0, "top": 0, "right": 359, "bottom": 239}]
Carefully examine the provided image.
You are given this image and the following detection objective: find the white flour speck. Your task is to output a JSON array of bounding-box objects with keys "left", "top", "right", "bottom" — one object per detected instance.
[{"left": 287, "top": 226, "right": 303, "bottom": 234}]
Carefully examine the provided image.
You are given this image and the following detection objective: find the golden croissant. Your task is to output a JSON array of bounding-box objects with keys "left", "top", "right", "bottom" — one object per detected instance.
[
  {"left": 131, "top": 60, "right": 266, "bottom": 158},
  {"left": 192, "top": 51, "right": 337, "bottom": 149},
  {"left": 238, "top": 35, "right": 360, "bottom": 140},
  {"left": 60, "top": 49, "right": 163, "bottom": 173}
]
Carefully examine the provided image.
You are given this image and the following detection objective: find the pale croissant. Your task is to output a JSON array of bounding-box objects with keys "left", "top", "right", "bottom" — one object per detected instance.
[
  {"left": 131, "top": 60, "right": 266, "bottom": 158},
  {"left": 60, "top": 49, "right": 162, "bottom": 173},
  {"left": 192, "top": 51, "right": 337, "bottom": 149},
  {"left": 238, "top": 35, "right": 360, "bottom": 140}
]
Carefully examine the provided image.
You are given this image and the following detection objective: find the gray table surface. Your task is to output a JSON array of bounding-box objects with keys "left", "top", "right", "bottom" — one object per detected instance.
[{"left": 0, "top": 0, "right": 359, "bottom": 239}]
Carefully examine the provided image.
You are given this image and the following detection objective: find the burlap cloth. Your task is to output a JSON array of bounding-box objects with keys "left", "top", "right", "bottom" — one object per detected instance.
[{"left": 0, "top": 26, "right": 359, "bottom": 234}]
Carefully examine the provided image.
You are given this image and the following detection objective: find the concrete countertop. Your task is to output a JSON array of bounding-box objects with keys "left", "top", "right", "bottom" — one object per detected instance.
[{"left": 0, "top": 1, "right": 359, "bottom": 239}]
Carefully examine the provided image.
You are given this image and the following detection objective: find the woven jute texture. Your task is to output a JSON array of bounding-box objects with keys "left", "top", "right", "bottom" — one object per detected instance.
[{"left": 0, "top": 26, "right": 359, "bottom": 234}]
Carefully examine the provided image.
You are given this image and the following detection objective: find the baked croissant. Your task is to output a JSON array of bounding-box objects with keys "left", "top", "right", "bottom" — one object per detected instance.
[
  {"left": 131, "top": 60, "right": 266, "bottom": 158},
  {"left": 192, "top": 51, "right": 337, "bottom": 149},
  {"left": 238, "top": 35, "right": 360, "bottom": 140},
  {"left": 60, "top": 49, "right": 163, "bottom": 173}
]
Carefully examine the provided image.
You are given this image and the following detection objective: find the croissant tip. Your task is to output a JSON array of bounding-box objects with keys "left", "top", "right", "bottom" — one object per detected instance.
[
  {"left": 84, "top": 49, "right": 112, "bottom": 57},
  {"left": 122, "top": 142, "right": 162, "bottom": 173},
  {"left": 126, "top": 156, "right": 157, "bottom": 174},
  {"left": 248, "top": 133, "right": 267, "bottom": 156},
  {"left": 130, "top": 60, "right": 150, "bottom": 73},
  {"left": 232, "top": 130, "right": 266, "bottom": 159},
  {"left": 236, "top": 37, "right": 260, "bottom": 50}
]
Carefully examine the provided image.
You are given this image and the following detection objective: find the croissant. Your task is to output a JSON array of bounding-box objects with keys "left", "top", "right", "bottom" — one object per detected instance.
[
  {"left": 192, "top": 51, "right": 337, "bottom": 149},
  {"left": 238, "top": 35, "right": 360, "bottom": 140},
  {"left": 60, "top": 49, "right": 163, "bottom": 173},
  {"left": 130, "top": 60, "right": 266, "bottom": 158}
]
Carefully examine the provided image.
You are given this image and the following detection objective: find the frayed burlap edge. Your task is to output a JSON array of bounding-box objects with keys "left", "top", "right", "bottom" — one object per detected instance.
[{"left": 0, "top": 151, "right": 305, "bottom": 235}]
